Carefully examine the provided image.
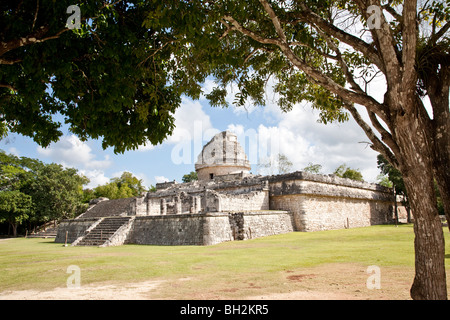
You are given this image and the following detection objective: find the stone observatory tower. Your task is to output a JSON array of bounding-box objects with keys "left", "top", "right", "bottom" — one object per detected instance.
[{"left": 195, "top": 131, "right": 251, "bottom": 181}]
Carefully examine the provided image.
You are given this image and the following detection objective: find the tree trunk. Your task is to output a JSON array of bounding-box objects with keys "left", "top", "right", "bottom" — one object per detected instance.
[
  {"left": 10, "top": 222, "right": 17, "bottom": 237},
  {"left": 395, "top": 114, "right": 447, "bottom": 300},
  {"left": 408, "top": 176, "right": 447, "bottom": 299},
  {"left": 428, "top": 64, "right": 450, "bottom": 231}
]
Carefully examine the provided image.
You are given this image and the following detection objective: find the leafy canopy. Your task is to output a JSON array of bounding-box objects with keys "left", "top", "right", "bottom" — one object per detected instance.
[
  {"left": 333, "top": 164, "right": 364, "bottom": 182},
  {"left": 91, "top": 171, "right": 146, "bottom": 200},
  {"left": 0, "top": 150, "right": 88, "bottom": 234},
  {"left": 0, "top": 0, "right": 194, "bottom": 153}
]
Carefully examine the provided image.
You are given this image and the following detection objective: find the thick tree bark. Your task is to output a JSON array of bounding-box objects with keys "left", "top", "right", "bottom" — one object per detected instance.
[
  {"left": 428, "top": 69, "right": 450, "bottom": 231},
  {"left": 408, "top": 178, "right": 447, "bottom": 299},
  {"left": 395, "top": 111, "right": 448, "bottom": 300},
  {"left": 10, "top": 222, "right": 17, "bottom": 237}
]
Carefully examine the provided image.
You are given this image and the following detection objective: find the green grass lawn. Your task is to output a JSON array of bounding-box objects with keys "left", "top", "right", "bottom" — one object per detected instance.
[{"left": 0, "top": 224, "right": 449, "bottom": 299}]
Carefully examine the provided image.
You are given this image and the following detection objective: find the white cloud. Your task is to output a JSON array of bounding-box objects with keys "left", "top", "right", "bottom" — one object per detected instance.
[
  {"left": 79, "top": 169, "right": 110, "bottom": 189},
  {"left": 37, "top": 135, "right": 112, "bottom": 170},
  {"left": 270, "top": 104, "right": 380, "bottom": 182},
  {"left": 36, "top": 135, "right": 114, "bottom": 189},
  {"left": 228, "top": 98, "right": 380, "bottom": 182},
  {"left": 201, "top": 78, "right": 261, "bottom": 115},
  {"left": 155, "top": 176, "right": 169, "bottom": 183},
  {"left": 167, "top": 98, "right": 217, "bottom": 145},
  {"left": 165, "top": 97, "right": 222, "bottom": 166},
  {"left": 137, "top": 143, "right": 155, "bottom": 152},
  {"left": 111, "top": 170, "right": 153, "bottom": 190},
  {"left": 8, "top": 147, "right": 19, "bottom": 156}
]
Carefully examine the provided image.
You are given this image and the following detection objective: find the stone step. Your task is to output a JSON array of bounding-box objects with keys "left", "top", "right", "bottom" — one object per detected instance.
[{"left": 75, "top": 217, "right": 132, "bottom": 246}]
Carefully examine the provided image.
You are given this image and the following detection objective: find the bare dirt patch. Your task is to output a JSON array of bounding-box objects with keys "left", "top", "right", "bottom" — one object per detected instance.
[
  {"left": 0, "top": 263, "right": 416, "bottom": 300},
  {"left": 0, "top": 280, "right": 165, "bottom": 300},
  {"left": 286, "top": 274, "right": 316, "bottom": 282}
]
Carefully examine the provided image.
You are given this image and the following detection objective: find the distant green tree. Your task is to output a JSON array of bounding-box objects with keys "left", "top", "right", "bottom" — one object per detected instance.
[
  {"left": 303, "top": 163, "right": 322, "bottom": 174},
  {"left": 26, "top": 163, "right": 89, "bottom": 222},
  {"left": 0, "top": 150, "right": 88, "bottom": 234},
  {"left": 0, "top": 190, "right": 32, "bottom": 237},
  {"left": 94, "top": 182, "right": 120, "bottom": 200},
  {"left": 278, "top": 154, "right": 293, "bottom": 174},
  {"left": 93, "top": 172, "right": 146, "bottom": 199},
  {"left": 81, "top": 188, "right": 96, "bottom": 204},
  {"left": 182, "top": 171, "right": 198, "bottom": 183},
  {"left": 111, "top": 172, "right": 146, "bottom": 196},
  {"left": 258, "top": 153, "right": 293, "bottom": 175},
  {"left": 377, "top": 154, "right": 407, "bottom": 196},
  {"left": 334, "top": 164, "right": 363, "bottom": 182},
  {"left": 376, "top": 174, "right": 393, "bottom": 188},
  {"left": 377, "top": 154, "right": 444, "bottom": 219}
]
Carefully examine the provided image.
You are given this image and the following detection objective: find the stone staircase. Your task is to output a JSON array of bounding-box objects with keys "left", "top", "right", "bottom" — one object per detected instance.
[
  {"left": 75, "top": 217, "right": 133, "bottom": 246},
  {"left": 28, "top": 221, "right": 58, "bottom": 238}
]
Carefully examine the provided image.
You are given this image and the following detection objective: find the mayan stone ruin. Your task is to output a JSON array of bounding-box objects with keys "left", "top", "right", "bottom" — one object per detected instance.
[{"left": 55, "top": 131, "right": 398, "bottom": 246}]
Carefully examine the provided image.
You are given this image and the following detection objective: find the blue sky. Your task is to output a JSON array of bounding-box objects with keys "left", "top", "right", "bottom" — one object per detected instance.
[{"left": 0, "top": 78, "right": 385, "bottom": 189}]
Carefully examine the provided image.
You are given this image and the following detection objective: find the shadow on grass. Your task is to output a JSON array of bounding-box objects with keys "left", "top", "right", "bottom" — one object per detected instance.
[{"left": 38, "top": 240, "right": 59, "bottom": 244}]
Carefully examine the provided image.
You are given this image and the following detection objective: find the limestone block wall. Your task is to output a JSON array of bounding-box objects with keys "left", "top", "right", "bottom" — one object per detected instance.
[
  {"left": 202, "top": 213, "right": 234, "bottom": 245},
  {"left": 229, "top": 211, "right": 294, "bottom": 240},
  {"left": 55, "top": 218, "right": 101, "bottom": 243},
  {"left": 126, "top": 214, "right": 206, "bottom": 245},
  {"left": 218, "top": 189, "right": 269, "bottom": 212},
  {"left": 271, "top": 194, "right": 392, "bottom": 232},
  {"left": 197, "top": 165, "right": 250, "bottom": 181},
  {"left": 147, "top": 196, "right": 161, "bottom": 215},
  {"left": 125, "top": 211, "right": 293, "bottom": 246},
  {"left": 130, "top": 197, "right": 147, "bottom": 216},
  {"left": 268, "top": 172, "right": 394, "bottom": 232}
]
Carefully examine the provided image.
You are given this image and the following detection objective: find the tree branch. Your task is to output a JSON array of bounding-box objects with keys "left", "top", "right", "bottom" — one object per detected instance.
[
  {"left": 0, "top": 58, "right": 22, "bottom": 65},
  {"left": 313, "top": 25, "right": 365, "bottom": 94},
  {"left": 0, "top": 83, "right": 17, "bottom": 91},
  {"left": 368, "top": 111, "right": 400, "bottom": 156},
  {"left": 222, "top": 16, "right": 280, "bottom": 46},
  {"left": 224, "top": 11, "right": 390, "bottom": 123},
  {"left": 402, "top": 0, "right": 418, "bottom": 94},
  {"left": 31, "top": 0, "right": 39, "bottom": 31},
  {"left": 353, "top": 0, "right": 402, "bottom": 87},
  {"left": 345, "top": 102, "right": 399, "bottom": 168},
  {"left": 382, "top": 3, "right": 402, "bottom": 21},
  {"left": 259, "top": 0, "right": 287, "bottom": 43},
  {"left": 0, "top": 26, "right": 68, "bottom": 58},
  {"left": 289, "top": 42, "right": 339, "bottom": 60},
  {"left": 292, "top": 3, "right": 385, "bottom": 73},
  {"left": 430, "top": 21, "right": 450, "bottom": 45}
]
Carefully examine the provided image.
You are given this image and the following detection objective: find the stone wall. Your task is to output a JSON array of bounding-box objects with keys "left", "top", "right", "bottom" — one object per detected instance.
[
  {"left": 56, "top": 170, "right": 397, "bottom": 247},
  {"left": 125, "top": 214, "right": 206, "bottom": 245},
  {"left": 122, "top": 211, "right": 293, "bottom": 246},
  {"left": 229, "top": 211, "right": 294, "bottom": 240},
  {"left": 202, "top": 213, "right": 234, "bottom": 245},
  {"left": 218, "top": 189, "right": 269, "bottom": 212},
  {"left": 197, "top": 165, "right": 250, "bottom": 181},
  {"left": 268, "top": 172, "right": 394, "bottom": 232},
  {"left": 55, "top": 218, "right": 101, "bottom": 243},
  {"left": 142, "top": 179, "right": 268, "bottom": 216}
]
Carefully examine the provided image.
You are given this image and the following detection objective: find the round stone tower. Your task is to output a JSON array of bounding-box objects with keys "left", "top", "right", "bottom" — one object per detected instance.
[{"left": 195, "top": 131, "right": 251, "bottom": 181}]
